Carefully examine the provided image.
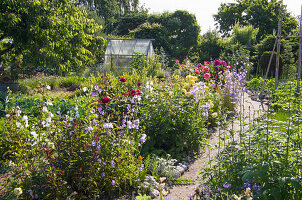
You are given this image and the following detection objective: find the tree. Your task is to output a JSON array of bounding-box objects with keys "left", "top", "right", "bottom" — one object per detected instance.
[
  {"left": 187, "top": 30, "right": 223, "bottom": 63},
  {"left": 131, "top": 10, "right": 200, "bottom": 62},
  {"left": 214, "top": 0, "right": 298, "bottom": 40},
  {"left": 78, "top": 0, "right": 141, "bottom": 32},
  {"left": 0, "top": 0, "right": 106, "bottom": 75},
  {"left": 112, "top": 11, "right": 148, "bottom": 36},
  {"left": 232, "top": 23, "right": 259, "bottom": 46}
]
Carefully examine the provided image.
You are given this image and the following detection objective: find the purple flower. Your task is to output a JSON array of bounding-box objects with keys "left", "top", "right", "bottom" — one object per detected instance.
[
  {"left": 85, "top": 126, "right": 93, "bottom": 132},
  {"left": 223, "top": 183, "right": 231, "bottom": 189},
  {"left": 111, "top": 160, "right": 115, "bottom": 168},
  {"left": 93, "top": 122, "right": 98, "bottom": 126},
  {"left": 91, "top": 92, "right": 96, "bottom": 97},
  {"left": 97, "top": 158, "right": 102, "bottom": 163},
  {"left": 127, "top": 121, "right": 133, "bottom": 129},
  {"left": 96, "top": 145, "right": 101, "bottom": 150},
  {"left": 98, "top": 107, "right": 105, "bottom": 115},
  {"left": 112, "top": 180, "right": 116, "bottom": 186},
  {"left": 91, "top": 141, "right": 96, "bottom": 146},
  {"left": 133, "top": 119, "right": 139, "bottom": 125},
  {"left": 101, "top": 172, "right": 105, "bottom": 177},
  {"left": 140, "top": 134, "right": 147, "bottom": 143}
]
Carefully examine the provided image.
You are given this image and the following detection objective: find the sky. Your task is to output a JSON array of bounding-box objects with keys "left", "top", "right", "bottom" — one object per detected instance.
[{"left": 139, "top": 0, "right": 301, "bottom": 34}]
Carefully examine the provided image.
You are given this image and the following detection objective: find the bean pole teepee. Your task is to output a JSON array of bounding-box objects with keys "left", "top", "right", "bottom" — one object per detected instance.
[{"left": 260, "top": 4, "right": 302, "bottom": 96}]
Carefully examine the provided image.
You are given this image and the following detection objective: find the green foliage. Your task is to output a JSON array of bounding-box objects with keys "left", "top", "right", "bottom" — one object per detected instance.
[
  {"left": 0, "top": 0, "right": 106, "bottom": 75},
  {"left": 200, "top": 80, "right": 302, "bottom": 200},
  {"left": 232, "top": 23, "right": 259, "bottom": 46},
  {"left": 253, "top": 34, "right": 295, "bottom": 77},
  {"left": 260, "top": 51, "right": 282, "bottom": 78},
  {"left": 112, "top": 12, "right": 148, "bottom": 36},
  {"left": 79, "top": 0, "right": 141, "bottom": 32},
  {"left": 132, "top": 10, "right": 200, "bottom": 63},
  {"left": 188, "top": 30, "right": 223, "bottom": 64},
  {"left": 214, "top": 0, "right": 298, "bottom": 40},
  {"left": 1, "top": 75, "right": 147, "bottom": 199}
]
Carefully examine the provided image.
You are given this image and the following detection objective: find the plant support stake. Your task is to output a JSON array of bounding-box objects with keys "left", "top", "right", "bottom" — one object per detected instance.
[{"left": 298, "top": 5, "right": 302, "bottom": 88}]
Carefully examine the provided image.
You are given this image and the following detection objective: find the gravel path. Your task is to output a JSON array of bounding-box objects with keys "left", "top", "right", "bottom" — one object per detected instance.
[{"left": 155, "top": 92, "right": 266, "bottom": 200}]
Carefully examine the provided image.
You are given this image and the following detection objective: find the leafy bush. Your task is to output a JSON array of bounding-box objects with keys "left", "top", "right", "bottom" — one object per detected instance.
[{"left": 1, "top": 75, "right": 147, "bottom": 199}]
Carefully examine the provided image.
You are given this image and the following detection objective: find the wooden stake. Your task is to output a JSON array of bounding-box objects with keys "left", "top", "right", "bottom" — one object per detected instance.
[
  {"left": 275, "top": 5, "right": 283, "bottom": 90},
  {"left": 298, "top": 5, "right": 302, "bottom": 88}
]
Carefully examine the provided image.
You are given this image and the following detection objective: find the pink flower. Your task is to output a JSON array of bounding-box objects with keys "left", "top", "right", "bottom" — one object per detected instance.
[
  {"left": 194, "top": 69, "right": 200, "bottom": 75},
  {"left": 204, "top": 73, "right": 211, "bottom": 79},
  {"left": 226, "top": 65, "right": 232, "bottom": 70},
  {"left": 214, "top": 60, "right": 221, "bottom": 66},
  {"left": 204, "top": 61, "right": 210, "bottom": 65},
  {"left": 204, "top": 66, "right": 209, "bottom": 71}
]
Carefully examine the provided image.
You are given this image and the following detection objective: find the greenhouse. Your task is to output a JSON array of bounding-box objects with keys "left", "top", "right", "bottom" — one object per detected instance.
[{"left": 104, "top": 39, "right": 155, "bottom": 69}]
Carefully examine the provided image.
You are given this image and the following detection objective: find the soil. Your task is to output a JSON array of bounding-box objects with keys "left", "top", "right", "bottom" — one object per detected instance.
[{"left": 155, "top": 92, "right": 266, "bottom": 200}]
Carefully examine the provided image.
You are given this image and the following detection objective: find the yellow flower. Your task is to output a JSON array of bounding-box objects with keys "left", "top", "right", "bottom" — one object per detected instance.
[
  {"left": 185, "top": 92, "right": 192, "bottom": 97},
  {"left": 208, "top": 100, "right": 214, "bottom": 108},
  {"left": 211, "top": 112, "right": 218, "bottom": 118},
  {"left": 193, "top": 76, "right": 198, "bottom": 81},
  {"left": 189, "top": 79, "right": 195, "bottom": 84},
  {"left": 184, "top": 83, "right": 190, "bottom": 89},
  {"left": 182, "top": 89, "right": 187, "bottom": 93}
]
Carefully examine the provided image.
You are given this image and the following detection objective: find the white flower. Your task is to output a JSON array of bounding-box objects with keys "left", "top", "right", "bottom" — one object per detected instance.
[
  {"left": 16, "top": 109, "right": 21, "bottom": 117},
  {"left": 211, "top": 112, "right": 218, "bottom": 118},
  {"left": 22, "top": 115, "right": 28, "bottom": 121},
  {"left": 14, "top": 187, "right": 22, "bottom": 196},
  {"left": 16, "top": 122, "right": 22, "bottom": 128},
  {"left": 31, "top": 131, "right": 38, "bottom": 139},
  {"left": 46, "top": 100, "right": 53, "bottom": 106},
  {"left": 42, "top": 106, "right": 48, "bottom": 112},
  {"left": 46, "top": 117, "right": 51, "bottom": 123},
  {"left": 47, "top": 142, "right": 55, "bottom": 150},
  {"left": 46, "top": 85, "right": 51, "bottom": 90},
  {"left": 82, "top": 87, "right": 87, "bottom": 92},
  {"left": 5, "top": 114, "right": 10, "bottom": 118},
  {"left": 103, "top": 123, "right": 113, "bottom": 129}
]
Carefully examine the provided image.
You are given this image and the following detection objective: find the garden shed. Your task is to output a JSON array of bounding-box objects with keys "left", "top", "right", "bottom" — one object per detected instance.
[{"left": 104, "top": 39, "right": 155, "bottom": 69}]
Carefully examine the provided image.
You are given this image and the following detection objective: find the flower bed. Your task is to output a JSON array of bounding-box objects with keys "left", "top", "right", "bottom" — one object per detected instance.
[{"left": 0, "top": 60, "right": 247, "bottom": 199}]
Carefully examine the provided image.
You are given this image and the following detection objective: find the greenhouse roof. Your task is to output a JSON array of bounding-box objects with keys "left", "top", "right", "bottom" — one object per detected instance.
[{"left": 105, "top": 39, "right": 155, "bottom": 56}]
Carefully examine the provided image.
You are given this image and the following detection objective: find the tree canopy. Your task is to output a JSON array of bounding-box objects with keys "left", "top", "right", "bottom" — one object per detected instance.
[
  {"left": 78, "top": 0, "right": 141, "bottom": 32},
  {"left": 131, "top": 10, "right": 200, "bottom": 62},
  {"left": 214, "top": 0, "right": 298, "bottom": 39},
  {"left": 0, "top": 0, "right": 106, "bottom": 75}
]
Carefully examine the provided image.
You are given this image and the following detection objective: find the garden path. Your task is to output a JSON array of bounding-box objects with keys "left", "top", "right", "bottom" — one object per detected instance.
[{"left": 155, "top": 92, "right": 266, "bottom": 200}]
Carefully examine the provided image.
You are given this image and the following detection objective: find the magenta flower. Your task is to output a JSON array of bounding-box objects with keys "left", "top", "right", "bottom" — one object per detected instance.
[{"left": 204, "top": 73, "right": 211, "bottom": 79}]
